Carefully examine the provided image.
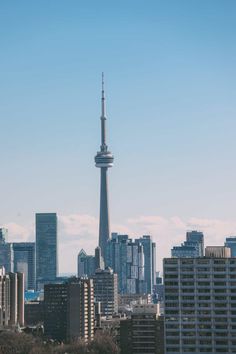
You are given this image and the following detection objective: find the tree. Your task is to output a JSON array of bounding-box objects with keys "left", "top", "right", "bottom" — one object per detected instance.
[
  {"left": 88, "top": 332, "right": 120, "bottom": 354},
  {"left": 0, "top": 331, "right": 51, "bottom": 354}
]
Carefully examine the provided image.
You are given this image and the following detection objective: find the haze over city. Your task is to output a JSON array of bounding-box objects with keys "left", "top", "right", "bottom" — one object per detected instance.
[{"left": 1, "top": 0, "right": 236, "bottom": 274}]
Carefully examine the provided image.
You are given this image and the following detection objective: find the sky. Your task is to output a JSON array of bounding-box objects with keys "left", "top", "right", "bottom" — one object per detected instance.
[{"left": 0, "top": 0, "right": 236, "bottom": 274}]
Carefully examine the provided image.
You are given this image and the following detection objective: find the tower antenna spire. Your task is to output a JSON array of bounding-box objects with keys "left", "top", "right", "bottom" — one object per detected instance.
[{"left": 101, "top": 72, "right": 105, "bottom": 118}]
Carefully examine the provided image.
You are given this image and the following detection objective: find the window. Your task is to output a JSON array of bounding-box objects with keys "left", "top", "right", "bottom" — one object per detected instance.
[
  {"left": 214, "top": 260, "right": 226, "bottom": 265},
  {"left": 214, "top": 282, "right": 226, "bottom": 286},
  {"left": 198, "top": 282, "right": 210, "bottom": 287},
  {"left": 165, "top": 295, "right": 179, "bottom": 300},
  {"left": 182, "top": 282, "right": 194, "bottom": 286},
  {"left": 182, "top": 296, "right": 195, "bottom": 301},
  {"left": 197, "top": 260, "right": 210, "bottom": 265},
  {"left": 214, "top": 267, "right": 226, "bottom": 272},
  {"left": 181, "top": 267, "right": 194, "bottom": 272},
  {"left": 198, "top": 296, "right": 211, "bottom": 300},
  {"left": 165, "top": 274, "right": 179, "bottom": 279},
  {"left": 181, "top": 260, "right": 194, "bottom": 265}
]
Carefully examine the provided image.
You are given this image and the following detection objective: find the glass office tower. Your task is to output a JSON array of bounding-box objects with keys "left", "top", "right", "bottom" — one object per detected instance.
[{"left": 36, "top": 213, "right": 57, "bottom": 290}]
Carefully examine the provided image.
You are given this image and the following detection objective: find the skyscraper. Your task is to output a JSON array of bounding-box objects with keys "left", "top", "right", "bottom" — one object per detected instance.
[
  {"left": 164, "top": 257, "right": 236, "bottom": 353},
  {"left": 13, "top": 242, "right": 36, "bottom": 290},
  {"left": 135, "top": 235, "right": 157, "bottom": 293},
  {"left": 0, "top": 267, "right": 24, "bottom": 327},
  {"left": 93, "top": 267, "right": 118, "bottom": 316},
  {"left": 171, "top": 230, "right": 204, "bottom": 258},
  {"left": 77, "top": 249, "right": 95, "bottom": 277},
  {"left": 44, "top": 278, "right": 94, "bottom": 342},
  {"left": 186, "top": 230, "right": 204, "bottom": 256},
  {"left": 106, "top": 233, "right": 145, "bottom": 294},
  {"left": 0, "top": 228, "right": 14, "bottom": 273},
  {"left": 95, "top": 74, "right": 114, "bottom": 258},
  {"left": 36, "top": 213, "right": 57, "bottom": 290},
  {"left": 0, "top": 228, "right": 8, "bottom": 243},
  {"left": 225, "top": 236, "right": 236, "bottom": 256}
]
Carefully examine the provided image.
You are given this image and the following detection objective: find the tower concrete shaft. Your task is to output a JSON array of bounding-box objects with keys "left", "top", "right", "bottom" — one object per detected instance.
[
  {"left": 99, "top": 167, "right": 109, "bottom": 257},
  {"left": 95, "top": 74, "right": 114, "bottom": 258}
]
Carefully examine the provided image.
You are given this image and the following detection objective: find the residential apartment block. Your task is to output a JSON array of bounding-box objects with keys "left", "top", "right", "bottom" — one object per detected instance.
[{"left": 164, "top": 257, "right": 236, "bottom": 353}]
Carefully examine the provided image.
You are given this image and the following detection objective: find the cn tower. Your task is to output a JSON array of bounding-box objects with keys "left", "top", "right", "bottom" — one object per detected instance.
[{"left": 95, "top": 74, "right": 114, "bottom": 258}]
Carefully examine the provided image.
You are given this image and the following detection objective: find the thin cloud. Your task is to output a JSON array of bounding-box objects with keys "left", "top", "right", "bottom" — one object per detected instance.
[{"left": 3, "top": 214, "right": 236, "bottom": 274}]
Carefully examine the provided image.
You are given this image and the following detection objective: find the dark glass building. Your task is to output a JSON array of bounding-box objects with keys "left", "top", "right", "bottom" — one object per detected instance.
[
  {"left": 36, "top": 213, "right": 57, "bottom": 290},
  {"left": 13, "top": 242, "right": 36, "bottom": 290},
  {"left": 44, "top": 278, "right": 94, "bottom": 342}
]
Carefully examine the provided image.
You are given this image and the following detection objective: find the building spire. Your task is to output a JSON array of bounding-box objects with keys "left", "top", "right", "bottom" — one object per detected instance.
[
  {"left": 101, "top": 72, "right": 107, "bottom": 150},
  {"left": 101, "top": 72, "right": 105, "bottom": 118}
]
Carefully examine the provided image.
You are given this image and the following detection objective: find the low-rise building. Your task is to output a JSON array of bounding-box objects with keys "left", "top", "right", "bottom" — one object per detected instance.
[
  {"left": 120, "top": 304, "right": 164, "bottom": 354},
  {"left": 25, "top": 301, "right": 44, "bottom": 326}
]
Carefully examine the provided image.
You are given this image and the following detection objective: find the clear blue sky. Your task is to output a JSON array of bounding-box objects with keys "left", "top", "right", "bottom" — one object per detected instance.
[{"left": 0, "top": 1, "right": 236, "bottom": 272}]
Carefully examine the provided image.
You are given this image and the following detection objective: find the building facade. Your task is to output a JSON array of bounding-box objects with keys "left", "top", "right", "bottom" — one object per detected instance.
[
  {"left": 106, "top": 233, "right": 145, "bottom": 294},
  {"left": 164, "top": 257, "right": 236, "bottom": 353},
  {"left": 9, "top": 272, "right": 24, "bottom": 327},
  {"left": 0, "top": 228, "right": 13, "bottom": 273},
  {"left": 36, "top": 213, "right": 57, "bottom": 290},
  {"left": 135, "top": 235, "right": 156, "bottom": 293},
  {"left": 225, "top": 236, "right": 236, "bottom": 257},
  {"left": 0, "top": 267, "right": 24, "bottom": 327},
  {"left": 25, "top": 301, "right": 44, "bottom": 326},
  {"left": 205, "top": 246, "right": 231, "bottom": 258},
  {"left": 93, "top": 267, "right": 118, "bottom": 316},
  {"left": 13, "top": 242, "right": 36, "bottom": 290},
  {"left": 186, "top": 231, "right": 204, "bottom": 256},
  {"left": 44, "top": 278, "right": 94, "bottom": 342},
  {"left": 0, "top": 228, "right": 8, "bottom": 243},
  {"left": 171, "top": 230, "right": 204, "bottom": 258},
  {"left": 77, "top": 249, "right": 95, "bottom": 277},
  {"left": 120, "top": 304, "right": 164, "bottom": 354}
]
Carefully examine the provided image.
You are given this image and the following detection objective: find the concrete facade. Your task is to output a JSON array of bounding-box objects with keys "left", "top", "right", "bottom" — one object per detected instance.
[{"left": 164, "top": 257, "right": 236, "bottom": 353}]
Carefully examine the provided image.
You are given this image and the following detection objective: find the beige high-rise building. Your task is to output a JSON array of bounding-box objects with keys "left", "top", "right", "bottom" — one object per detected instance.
[
  {"left": 205, "top": 246, "right": 231, "bottom": 258},
  {"left": 0, "top": 267, "right": 24, "bottom": 327},
  {"left": 67, "top": 278, "right": 94, "bottom": 341},
  {"left": 9, "top": 272, "right": 24, "bottom": 327}
]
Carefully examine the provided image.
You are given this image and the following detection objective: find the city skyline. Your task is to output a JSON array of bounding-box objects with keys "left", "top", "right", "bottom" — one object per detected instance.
[{"left": 1, "top": 1, "right": 236, "bottom": 273}]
